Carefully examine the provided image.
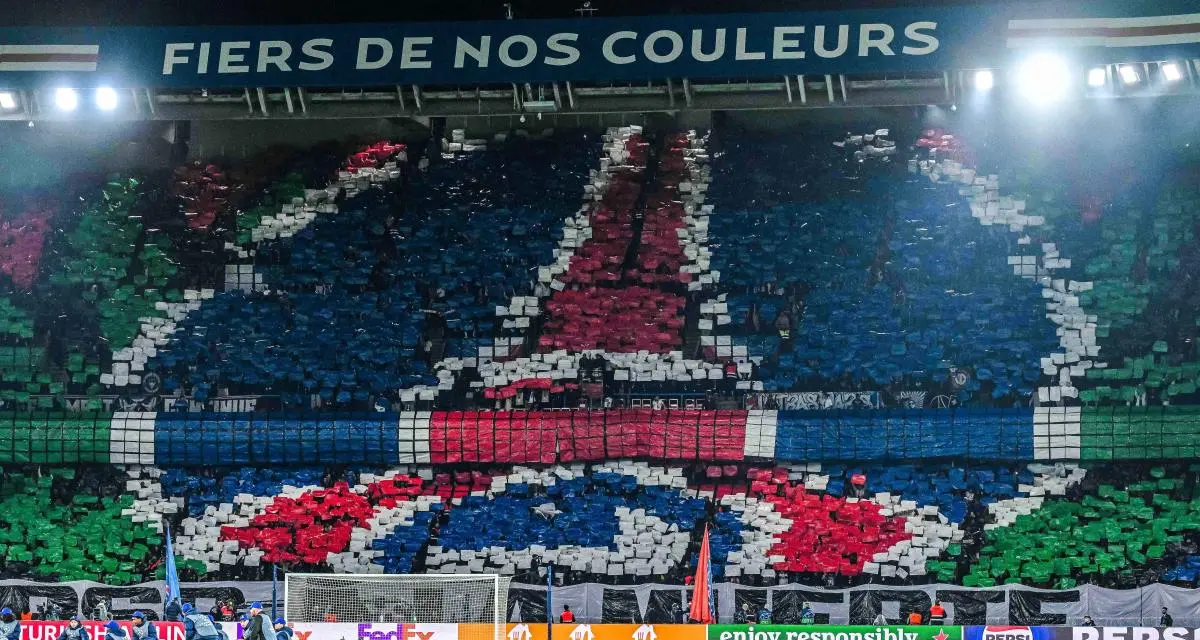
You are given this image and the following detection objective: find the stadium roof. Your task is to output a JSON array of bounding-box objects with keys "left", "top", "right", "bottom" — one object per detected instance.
[{"left": 0, "top": 0, "right": 1017, "bottom": 27}]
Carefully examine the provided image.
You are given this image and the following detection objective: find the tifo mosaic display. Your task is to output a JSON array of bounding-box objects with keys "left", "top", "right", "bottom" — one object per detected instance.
[{"left": 3, "top": 460, "right": 1200, "bottom": 591}]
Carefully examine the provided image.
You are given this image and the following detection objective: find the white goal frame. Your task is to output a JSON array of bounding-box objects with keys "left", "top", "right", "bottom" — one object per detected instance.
[{"left": 284, "top": 573, "right": 510, "bottom": 638}]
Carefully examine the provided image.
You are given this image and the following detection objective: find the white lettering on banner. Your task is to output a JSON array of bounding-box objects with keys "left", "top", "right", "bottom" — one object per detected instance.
[
  {"left": 1133, "top": 630, "right": 1157, "bottom": 640},
  {"left": 21, "top": 622, "right": 182, "bottom": 640},
  {"left": 400, "top": 37, "right": 434, "bottom": 69},
  {"left": 498, "top": 35, "right": 537, "bottom": 68},
  {"left": 690, "top": 28, "right": 726, "bottom": 61},
  {"left": 299, "top": 39, "right": 335, "bottom": 71},
  {"left": 772, "top": 26, "right": 806, "bottom": 59},
  {"left": 153, "top": 22, "right": 943, "bottom": 79},
  {"left": 197, "top": 42, "right": 211, "bottom": 74},
  {"left": 455, "top": 36, "right": 491, "bottom": 68},
  {"left": 217, "top": 41, "right": 251, "bottom": 73},
  {"left": 544, "top": 33, "right": 580, "bottom": 66},
  {"left": 162, "top": 43, "right": 193, "bottom": 74},
  {"left": 734, "top": 27, "right": 766, "bottom": 60},
  {"left": 902, "top": 22, "right": 940, "bottom": 54},
  {"left": 356, "top": 38, "right": 393, "bottom": 70},
  {"left": 643, "top": 30, "right": 684, "bottom": 63},
  {"left": 257, "top": 41, "right": 292, "bottom": 72},
  {"left": 602, "top": 31, "right": 638, "bottom": 64},
  {"left": 814, "top": 25, "right": 850, "bottom": 58},
  {"left": 858, "top": 24, "right": 895, "bottom": 56}
]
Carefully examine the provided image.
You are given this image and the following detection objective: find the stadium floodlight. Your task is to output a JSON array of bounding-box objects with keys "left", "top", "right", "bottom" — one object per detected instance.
[
  {"left": 974, "top": 70, "right": 995, "bottom": 91},
  {"left": 1017, "top": 53, "right": 1071, "bottom": 102},
  {"left": 54, "top": 87, "right": 78, "bottom": 112},
  {"left": 0, "top": 92, "right": 15, "bottom": 110},
  {"left": 1087, "top": 67, "right": 1108, "bottom": 87},
  {"left": 1162, "top": 62, "right": 1182, "bottom": 82},
  {"left": 1118, "top": 65, "right": 1140, "bottom": 84},
  {"left": 95, "top": 87, "right": 119, "bottom": 111}
]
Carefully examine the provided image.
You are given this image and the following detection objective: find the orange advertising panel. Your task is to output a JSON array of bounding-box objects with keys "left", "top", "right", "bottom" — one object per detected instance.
[
  {"left": 461, "top": 623, "right": 551, "bottom": 640},
  {"left": 551, "top": 624, "right": 706, "bottom": 640}
]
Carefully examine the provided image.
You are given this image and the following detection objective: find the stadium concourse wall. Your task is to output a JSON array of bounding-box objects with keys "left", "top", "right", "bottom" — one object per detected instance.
[
  {"left": 5, "top": 580, "right": 1200, "bottom": 627},
  {"left": 1, "top": 407, "right": 1200, "bottom": 465}
]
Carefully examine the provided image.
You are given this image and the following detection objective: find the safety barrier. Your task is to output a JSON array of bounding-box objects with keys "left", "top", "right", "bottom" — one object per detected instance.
[
  {"left": 5, "top": 406, "right": 1200, "bottom": 465},
  {"left": 15, "top": 623, "right": 1200, "bottom": 640}
]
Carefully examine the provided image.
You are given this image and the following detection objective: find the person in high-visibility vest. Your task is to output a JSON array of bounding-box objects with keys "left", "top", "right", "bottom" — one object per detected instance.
[
  {"left": 273, "top": 619, "right": 293, "bottom": 640},
  {"left": 55, "top": 617, "right": 90, "bottom": 640},
  {"left": 559, "top": 606, "right": 575, "bottom": 624},
  {"left": 928, "top": 601, "right": 946, "bottom": 625},
  {"left": 182, "top": 604, "right": 223, "bottom": 640},
  {"left": 906, "top": 611, "right": 923, "bottom": 625},
  {"left": 0, "top": 609, "right": 18, "bottom": 640},
  {"left": 130, "top": 612, "right": 158, "bottom": 640}
]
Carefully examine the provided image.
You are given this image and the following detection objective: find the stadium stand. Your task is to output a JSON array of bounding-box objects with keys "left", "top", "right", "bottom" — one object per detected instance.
[{"left": 4, "top": 118, "right": 1200, "bottom": 601}]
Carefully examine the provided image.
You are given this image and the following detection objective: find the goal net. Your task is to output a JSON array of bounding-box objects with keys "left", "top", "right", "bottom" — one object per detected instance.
[{"left": 284, "top": 574, "right": 511, "bottom": 640}]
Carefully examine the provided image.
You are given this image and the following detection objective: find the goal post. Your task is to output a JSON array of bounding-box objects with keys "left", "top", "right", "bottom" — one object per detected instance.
[{"left": 284, "top": 574, "right": 512, "bottom": 640}]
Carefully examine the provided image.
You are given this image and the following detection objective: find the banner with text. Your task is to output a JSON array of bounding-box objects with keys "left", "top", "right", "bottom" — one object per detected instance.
[
  {"left": 707, "top": 626, "right": 963, "bottom": 640},
  {"left": 0, "top": 2, "right": 1198, "bottom": 88}
]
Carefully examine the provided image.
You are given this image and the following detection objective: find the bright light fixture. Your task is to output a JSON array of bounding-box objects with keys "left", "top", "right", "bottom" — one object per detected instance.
[
  {"left": 54, "top": 87, "right": 78, "bottom": 111},
  {"left": 0, "top": 92, "right": 15, "bottom": 110},
  {"left": 1017, "top": 53, "right": 1071, "bottom": 102},
  {"left": 1162, "top": 62, "right": 1182, "bottom": 82},
  {"left": 95, "top": 87, "right": 119, "bottom": 111},
  {"left": 974, "top": 70, "right": 995, "bottom": 91},
  {"left": 1087, "top": 67, "right": 1107, "bottom": 87},
  {"left": 1118, "top": 65, "right": 1140, "bottom": 84}
]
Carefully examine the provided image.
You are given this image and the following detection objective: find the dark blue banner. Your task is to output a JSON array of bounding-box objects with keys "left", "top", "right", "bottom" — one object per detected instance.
[{"left": 0, "top": 3, "right": 1197, "bottom": 88}]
